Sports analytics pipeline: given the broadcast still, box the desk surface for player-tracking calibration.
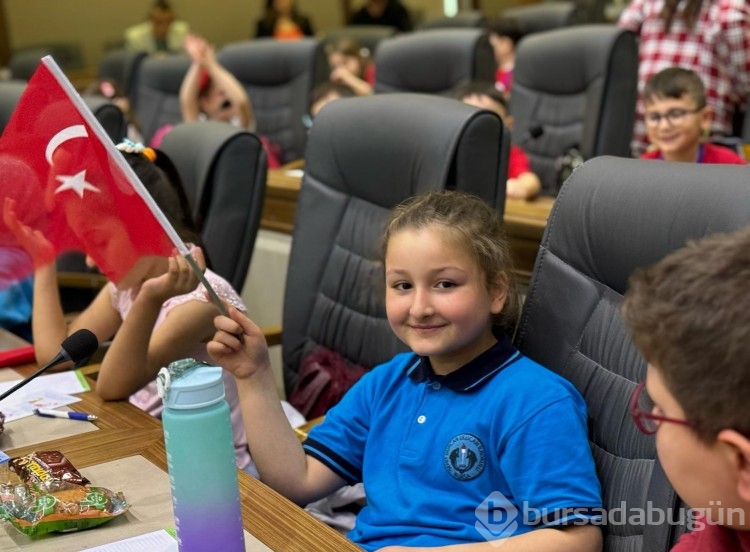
[2,357,360,551]
[264,168,555,280]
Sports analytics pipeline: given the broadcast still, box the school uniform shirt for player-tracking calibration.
[640,142,747,164]
[109,268,253,473]
[618,0,750,156]
[304,337,602,551]
[671,517,750,551]
[508,145,533,179]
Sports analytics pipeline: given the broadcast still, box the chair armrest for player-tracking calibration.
[263,325,282,347]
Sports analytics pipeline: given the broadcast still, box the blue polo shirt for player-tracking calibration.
[304,337,602,551]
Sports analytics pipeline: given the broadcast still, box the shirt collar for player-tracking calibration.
[406,335,521,392]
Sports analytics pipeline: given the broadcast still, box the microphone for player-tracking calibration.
[0,329,98,403]
[518,125,544,147]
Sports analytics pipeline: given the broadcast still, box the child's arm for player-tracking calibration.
[95,250,217,400]
[179,35,204,123]
[330,67,373,96]
[377,525,601,551]
[209,306,349,505]
[202,48,254,129]
[506,171,541,200]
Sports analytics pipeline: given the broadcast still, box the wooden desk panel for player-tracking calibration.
[4,361,361,552]
[263,168,554,279]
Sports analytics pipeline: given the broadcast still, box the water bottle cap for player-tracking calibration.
[157,359,225,409]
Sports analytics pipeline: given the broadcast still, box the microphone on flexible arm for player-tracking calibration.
[0,329,98,403]
[518,125,544,147]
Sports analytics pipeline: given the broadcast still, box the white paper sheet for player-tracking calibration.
[0,370,90,408]
[81,529,177,551]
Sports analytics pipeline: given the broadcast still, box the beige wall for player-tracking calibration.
[4,0,345,70]
[4,1,531,72]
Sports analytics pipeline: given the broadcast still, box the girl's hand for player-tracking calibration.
[3,197,55,267]
[140,247,205,305]
[208,304,272,381]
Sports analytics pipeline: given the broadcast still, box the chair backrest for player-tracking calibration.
[515,156,750,552]
[417,11,488,30]
[96,48,147,102]
[0,80,125,144]
[159,121,267,292]
[0,80,27,134]
[510,25,637,195]
[501,2,587,34]
[282,93,508,394]
[374,29,494,95]
[9,44,85,81]
[322,25,398,58]
[218,39,328,163]
[80,96,128,144]
[132,54,191,144]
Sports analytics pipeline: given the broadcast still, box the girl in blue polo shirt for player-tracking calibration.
[209,190,603,551]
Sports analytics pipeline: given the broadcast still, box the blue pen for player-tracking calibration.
[34,408,98,422]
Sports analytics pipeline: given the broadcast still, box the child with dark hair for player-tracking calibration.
[4,143,255,475]
[640,67,745,164]
[209,190,602,551]
[454,81,541,199]
[308,82,357,122]
[486,16,524,97]
[622,225,750,551]
[327,38,374,97]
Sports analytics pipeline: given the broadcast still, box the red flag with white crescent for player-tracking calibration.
[0,57,183,287]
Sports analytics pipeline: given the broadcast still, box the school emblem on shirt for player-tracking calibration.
[444,433,486,481]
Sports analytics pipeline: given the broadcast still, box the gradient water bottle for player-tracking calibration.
[157,359,245,552]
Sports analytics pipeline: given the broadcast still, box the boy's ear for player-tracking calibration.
[717,429,750,502]
[700,105,714,133]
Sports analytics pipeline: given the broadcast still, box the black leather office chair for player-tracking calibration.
[322,25,398,59]
[159,121,267,293]
[501,2,588,34]
[515,156,750,552]
[9,44,85,81]
[0,80,26,133]
[417,11,488,30]
[132,54,191,145]
[217,39,328,163]
[374,29,494,95]
[280,93,508,394]
[510,25,637,195]
[0,80,126,144]
[96,48,147,103]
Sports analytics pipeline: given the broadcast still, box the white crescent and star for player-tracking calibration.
[46,124,100,199]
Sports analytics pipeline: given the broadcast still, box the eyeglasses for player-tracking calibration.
[629,381,692,435]
[644,107,704,127]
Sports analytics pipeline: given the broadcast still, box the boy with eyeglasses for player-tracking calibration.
[621,225,750,551]
[640,67,746,164]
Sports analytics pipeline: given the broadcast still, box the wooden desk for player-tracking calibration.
[263,168,554,280]
[2,359,360,551]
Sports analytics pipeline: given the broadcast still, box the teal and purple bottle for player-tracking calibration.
[157,359,245,552]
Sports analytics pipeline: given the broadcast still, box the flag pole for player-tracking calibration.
[41,56,229,317]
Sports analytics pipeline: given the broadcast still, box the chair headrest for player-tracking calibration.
[219,38,323,87]
[374,29,494,94]
[548,156,750,293]
[139,55,191,95]
[304,93,503,208]
[515,25,633,94]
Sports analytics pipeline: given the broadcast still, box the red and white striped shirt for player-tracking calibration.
[618,0,750,156]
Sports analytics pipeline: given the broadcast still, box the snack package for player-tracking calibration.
[9,450,89,489]
[0,450,129,537]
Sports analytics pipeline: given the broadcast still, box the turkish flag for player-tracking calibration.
[0,57,178,288]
